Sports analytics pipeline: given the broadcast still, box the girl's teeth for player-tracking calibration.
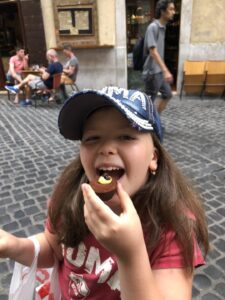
[99,167,120,171]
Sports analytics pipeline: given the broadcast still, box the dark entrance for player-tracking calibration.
[126,0,181,91]
[0,0,46,89]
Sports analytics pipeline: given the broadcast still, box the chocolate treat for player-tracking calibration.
[91,174,117,201]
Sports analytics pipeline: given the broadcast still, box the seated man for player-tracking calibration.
[6,46,29,104]
[60,44,79,99]
[61,44,79,84]
[5,49,63,106]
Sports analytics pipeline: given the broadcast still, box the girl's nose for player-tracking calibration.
[98,140,117,156]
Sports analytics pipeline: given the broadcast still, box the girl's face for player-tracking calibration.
[80,107,158,210]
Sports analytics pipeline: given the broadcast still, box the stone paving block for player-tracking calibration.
[215,283,225,298]
[0,207,6,216]
[27,224,44,235]
[19,217,32,227]
[0,262,9,274]
[13,230,27,237]
[210,224,225,236]
[208,200,223,209]
[7,203,21,213]
[0,274,11,289]
[23,199,35,206]
[24,205,40,215]
[3,221,19,232]
[216,257,225,270]
[207,248,221,261]
[13,210,25,219]
[0,215,11,225]
[14,193,28,201]
[204,264,224,280]
[202,293,222,300]
[33,212,46,222]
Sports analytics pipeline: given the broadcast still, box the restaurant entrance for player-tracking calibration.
[126,0,181,91]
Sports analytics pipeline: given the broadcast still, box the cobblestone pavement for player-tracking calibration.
[0,93,225,299]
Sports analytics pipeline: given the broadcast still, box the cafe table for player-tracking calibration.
[21,69,41,78]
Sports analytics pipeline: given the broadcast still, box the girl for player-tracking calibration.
[0,87,208,300]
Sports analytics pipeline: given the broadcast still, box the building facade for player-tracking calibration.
[0,0,224,91]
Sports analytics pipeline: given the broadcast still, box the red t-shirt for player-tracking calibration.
[9,55,26,74]
[45,220,204,300]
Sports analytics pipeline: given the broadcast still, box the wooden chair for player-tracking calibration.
[180,61,206,99]
[32,73,62,108]
[5,79,14,101]
[63,80,80,98]
[67,82,80,93]
[203,61,225,98]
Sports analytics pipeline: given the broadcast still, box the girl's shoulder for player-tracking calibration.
[150,228,205,270]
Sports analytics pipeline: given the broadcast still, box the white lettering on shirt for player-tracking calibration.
[66,242,87,267]
[107,270,120,291]
[65,242,120,293]
[85,247,115,283]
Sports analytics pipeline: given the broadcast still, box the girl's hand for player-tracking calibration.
[82,183,145,262]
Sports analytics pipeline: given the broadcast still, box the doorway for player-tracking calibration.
[0,0,24,88]
[126,0,181,91]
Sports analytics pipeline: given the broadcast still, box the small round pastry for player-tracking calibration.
[90,174,117,201]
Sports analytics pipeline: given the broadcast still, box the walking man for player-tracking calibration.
[142,0,175,114]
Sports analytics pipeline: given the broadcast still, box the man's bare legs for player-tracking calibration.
[16,74,36,90]
[13,74,36,103]
[13,76,23,104]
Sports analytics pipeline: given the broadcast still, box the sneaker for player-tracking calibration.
[21,100,32,107]
[5,85,19,94]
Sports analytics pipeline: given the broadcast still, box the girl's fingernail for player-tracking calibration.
[81,183,88,193]
[117,182,123,190]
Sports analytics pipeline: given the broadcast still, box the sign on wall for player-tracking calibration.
[58,7,93,35]
[54,0,98,48]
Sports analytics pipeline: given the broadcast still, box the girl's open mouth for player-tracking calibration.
[96,167,125,181]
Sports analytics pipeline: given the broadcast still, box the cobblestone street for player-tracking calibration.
[0,93,225,299]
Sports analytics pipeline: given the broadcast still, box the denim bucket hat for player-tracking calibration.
[58,86,162,142]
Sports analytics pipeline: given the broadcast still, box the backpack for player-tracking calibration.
[132,37,145,71]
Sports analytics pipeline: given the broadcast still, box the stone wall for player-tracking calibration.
[177,0,225,91]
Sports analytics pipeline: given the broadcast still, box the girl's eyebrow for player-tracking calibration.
[84,126,133,133]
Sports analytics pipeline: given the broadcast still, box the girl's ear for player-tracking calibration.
[149,148,158,172]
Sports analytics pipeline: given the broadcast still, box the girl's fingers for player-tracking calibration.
[81,183,117,221]
[82,183,103,209]
[117,182,135,213]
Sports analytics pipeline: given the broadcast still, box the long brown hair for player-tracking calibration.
[49,133,209,273]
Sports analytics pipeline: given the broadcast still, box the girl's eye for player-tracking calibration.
[119,135,136,141]
[82,136,99,143]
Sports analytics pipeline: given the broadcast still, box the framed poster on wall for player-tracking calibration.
[58,7,93,35]
[54,0,99,48]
